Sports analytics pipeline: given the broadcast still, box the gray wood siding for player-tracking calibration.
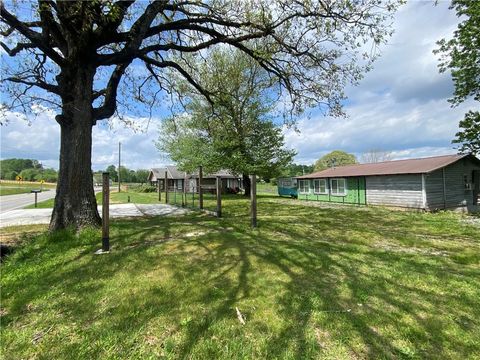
[426,158,480,209]
[366,174,424,208]
[425,169,445,209]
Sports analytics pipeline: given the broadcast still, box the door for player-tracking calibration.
[473,170,480,205]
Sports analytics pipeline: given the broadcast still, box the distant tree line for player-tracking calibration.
[0,158,58,182]
[274,148,393,182]
[97,165,150,184]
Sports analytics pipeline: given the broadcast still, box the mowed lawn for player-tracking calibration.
[1,196,479,359]
[0,182,55,196]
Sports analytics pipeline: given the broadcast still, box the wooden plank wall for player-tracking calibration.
[426,158,480,210]
[365,174,423,208]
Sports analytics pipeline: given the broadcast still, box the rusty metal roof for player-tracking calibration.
[297,154,474,179]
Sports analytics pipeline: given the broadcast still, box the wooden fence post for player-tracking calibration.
[182,176,187,207]
[216,176,222,217]
[199,166,204,210]
[157,177,161,202]
[102,172,110,252]
[164,171,168,204]
[251,174,257,228]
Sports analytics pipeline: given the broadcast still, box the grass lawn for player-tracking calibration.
[2,197,479,359]
[0,181,55,196]
[256,182,278,195]
[25,190,165,209]
[0,187,52,196]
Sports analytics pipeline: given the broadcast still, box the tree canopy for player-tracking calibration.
[157,48,295,195]
[314,150,357,171]
[0,158,58,181]
[0,0,400,230]
[435,0,480,155]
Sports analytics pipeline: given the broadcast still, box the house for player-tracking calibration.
[189,169,243,194]
[147,166,243,194]
[295,154,480,211]
[147,166,187,191]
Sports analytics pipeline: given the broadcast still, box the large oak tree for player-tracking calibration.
[1,0,399,230]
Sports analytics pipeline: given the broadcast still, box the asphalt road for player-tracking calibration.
[0,189,57,214]
[0,187,106,214]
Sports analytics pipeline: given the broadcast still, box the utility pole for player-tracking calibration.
[118,142,121,193]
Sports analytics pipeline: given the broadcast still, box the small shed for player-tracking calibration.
[296,154,480,211]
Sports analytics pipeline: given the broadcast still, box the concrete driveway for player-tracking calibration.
[0,203,190,228]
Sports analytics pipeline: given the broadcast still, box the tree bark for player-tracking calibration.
[242,173,251,197]
[49,65,101,231]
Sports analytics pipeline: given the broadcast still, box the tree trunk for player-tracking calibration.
[49,66,101,231]
[243,173,251,197]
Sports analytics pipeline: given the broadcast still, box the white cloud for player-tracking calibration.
[0,1,471,171]
[1,109,166,170]
[284,1,469,165]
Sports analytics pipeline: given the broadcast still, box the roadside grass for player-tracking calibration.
[0,181,55,196]
[25,190,229,209]
[0,187,52,196]
[2,196,479,359]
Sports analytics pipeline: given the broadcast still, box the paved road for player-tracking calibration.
[0,189,57,214]
[0,204,190,228]
[0,186,104,214]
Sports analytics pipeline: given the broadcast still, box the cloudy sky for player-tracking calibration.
[0,1,470,170]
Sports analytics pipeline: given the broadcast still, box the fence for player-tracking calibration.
[162,179,222,217]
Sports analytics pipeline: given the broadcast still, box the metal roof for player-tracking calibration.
[297,154,475,179]
[190,169,240,179]
[148,166,240,180]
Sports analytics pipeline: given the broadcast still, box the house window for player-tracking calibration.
[313,179,327,194]
[330,178,347,196]
[177,179,183,190]
[298,180,310,193]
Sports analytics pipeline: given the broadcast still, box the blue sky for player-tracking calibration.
[0,1,471,170]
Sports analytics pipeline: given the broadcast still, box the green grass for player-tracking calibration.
[256,182,277,195]
[0,187,52,196]
[25,190,229,209]
[2,197,479,359]
[0,181,55,196]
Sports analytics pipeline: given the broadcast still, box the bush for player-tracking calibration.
[140,186,158,193]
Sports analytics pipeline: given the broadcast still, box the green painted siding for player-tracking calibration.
[297,177,366,205]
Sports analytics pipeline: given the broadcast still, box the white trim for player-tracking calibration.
[313,179,328,194]
[330,178,347,196]
[298,179,311,194]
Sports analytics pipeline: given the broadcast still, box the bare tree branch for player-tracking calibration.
[140,54,213,104]
[0,3,65,64]
[92,63,129,122]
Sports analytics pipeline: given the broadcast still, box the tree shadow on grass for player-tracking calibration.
[1,201,479,359]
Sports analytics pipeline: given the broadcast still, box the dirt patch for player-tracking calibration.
[374,242,449,257]
[461,216,480,228]
[184,231,206,237]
